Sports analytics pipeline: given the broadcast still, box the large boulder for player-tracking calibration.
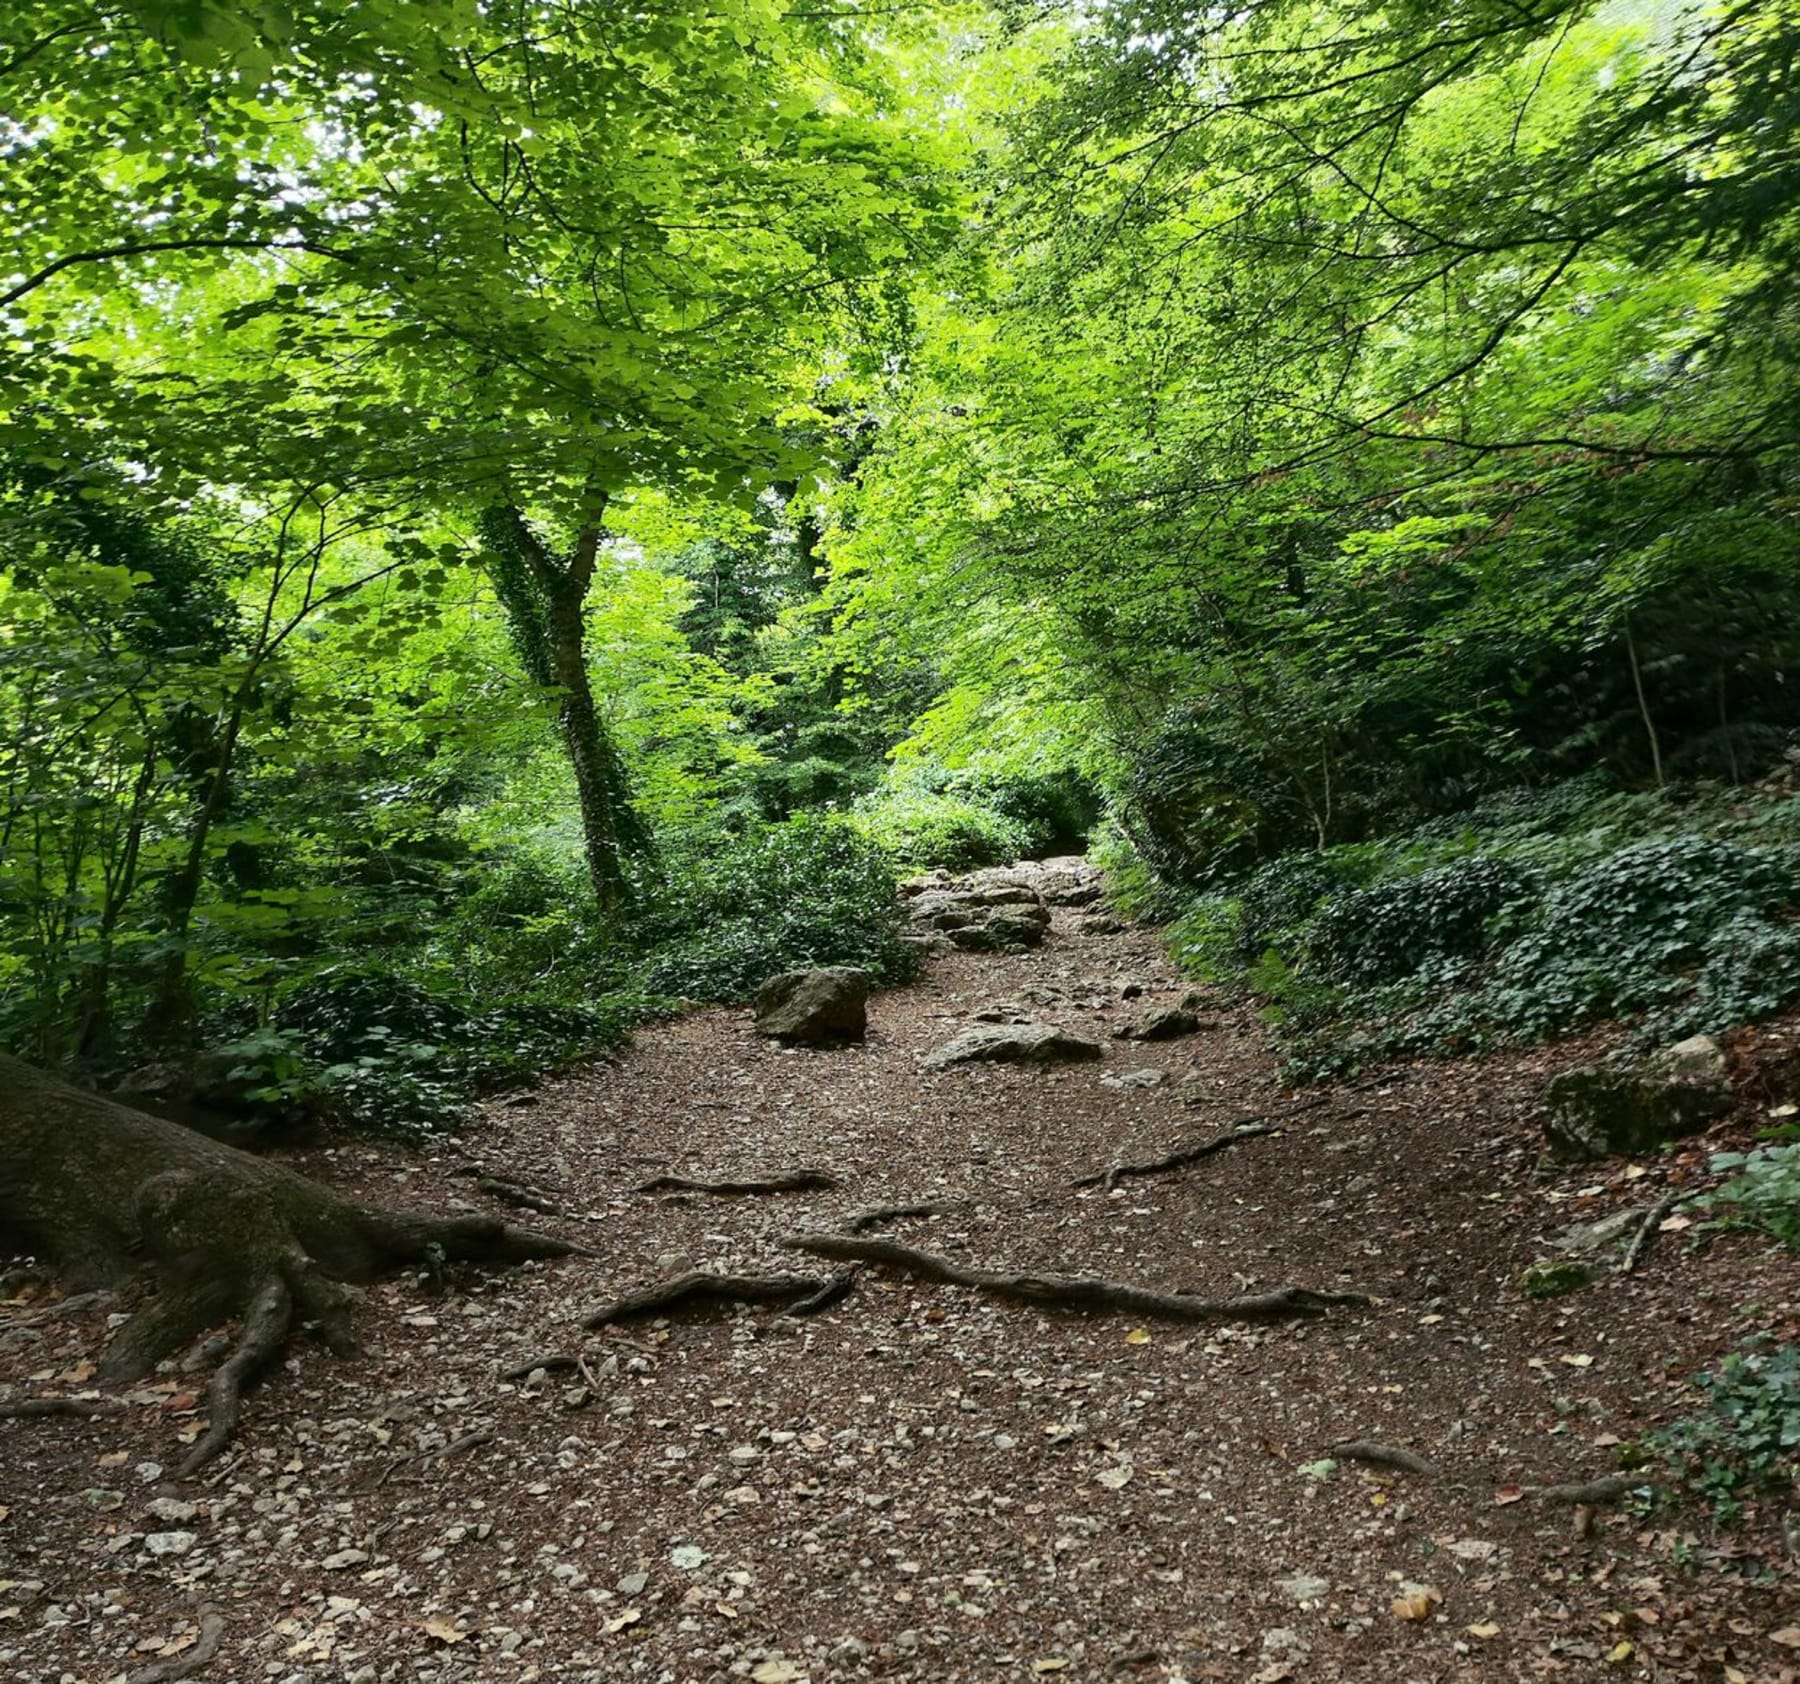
[754,967,871,1046]
[1543,1036,1733,1161]
[922,1021,1104,1071]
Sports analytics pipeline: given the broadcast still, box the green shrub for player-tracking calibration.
[853,789,1027,873]
[645,813,917,1000]
[1645,1340,1800,1524]
[1702,1142,1800,1249]
[1307,856,1537,984]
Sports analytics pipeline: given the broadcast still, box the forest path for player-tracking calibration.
[3,864,1794,1683]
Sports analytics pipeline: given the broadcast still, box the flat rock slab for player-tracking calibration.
[922,1022,1104,1071]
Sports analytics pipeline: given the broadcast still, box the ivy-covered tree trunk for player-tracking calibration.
[0,1054,570,1469]
[480,499,651,909]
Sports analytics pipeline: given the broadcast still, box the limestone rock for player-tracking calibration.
[1114,1005,1201,1042]
[923,1022,1104,1071]
[1543,1046,1733,1161]
[753,967,870,1046]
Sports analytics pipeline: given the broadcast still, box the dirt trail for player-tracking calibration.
[2,865,1795,1683]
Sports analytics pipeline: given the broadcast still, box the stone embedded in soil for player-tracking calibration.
[143,1531,195,1557]
[1114,1005,1201,1041]
[921,1022,1105,1070]
[753,966,871,1046]
[1101,1069,1167,1090]
[1543,1044,1733,1161]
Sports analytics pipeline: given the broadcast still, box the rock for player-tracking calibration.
[1273,1573,1332,1603]
[945,910,1048,952]
[321,1547,369,1570]
[1101,1069,1167,1090]
[1518,1259,1596,1299]
[1653,1033,1727,1082]
[1114,1006,1201,1042]
[1074,914,1126,936]
[923,1023,1105,1071]
[144,1532,196,1558]
[1543,1049,1733,1161]
[145,1497,199,1524]
[753,967,870,1046]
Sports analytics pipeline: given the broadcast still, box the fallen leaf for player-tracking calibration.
[0,1508,9,1524]
[1608,1640,1633,1663]
[422,1617,467,1646]
[1391,1585,1442,1622]
[1494,1485,1525,1505]
[1770,1627,1800,1649]
[1124,1327,1151,1345]
[1657,1215,1691,1232]
[1466,1622,1500,1640]
[750,1663,804,1684]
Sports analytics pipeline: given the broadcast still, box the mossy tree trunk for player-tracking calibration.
[0,1054,571,1470]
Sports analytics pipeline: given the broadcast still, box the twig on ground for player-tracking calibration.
[783,1233,1368,1323]
[1331,1439,1438,1476]
[1621,1189,1701,1273]
[633,1170,840,1197]
[123,1610,226,1684]
[580,1270,836,1330]
[377,1426,496,1486]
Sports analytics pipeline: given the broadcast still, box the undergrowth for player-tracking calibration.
[1134,777,1800,1080]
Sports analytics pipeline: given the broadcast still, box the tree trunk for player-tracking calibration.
[478,499,652,908]
[0,1055,571,1470]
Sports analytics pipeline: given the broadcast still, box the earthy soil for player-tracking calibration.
[3,869,1797,1684]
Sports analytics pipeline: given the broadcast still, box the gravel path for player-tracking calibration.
[2,864,1795,1683]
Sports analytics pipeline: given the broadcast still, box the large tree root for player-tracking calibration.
[633,1169,840,1197]
[0,1054,573,1476]
[580,1269,840,1330]
[782,1233,1368,1323]
[1073,1120,1284,1192]
[1331,1439,1438,1476]
[842,1201,965,1232]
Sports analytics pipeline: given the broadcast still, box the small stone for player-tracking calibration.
[146,1498,198,1524]
[321,1548,369,1571]
[617,1571,649,1596]
[1274,1573,1332,1603]
[144,1532,195,1558]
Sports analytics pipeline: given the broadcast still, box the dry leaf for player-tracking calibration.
[1770,1627,1800,1649]
[1658,1215,1692,1232]
[1390,1585,1442,1622]
[750,1663,804,1684]
[1608,1640,1633,1663]
[1034,1662,1071,1675]
[422,1616,467,1645]
[1466,1622,1500,1640]
[1124,1328,1151,1345]
[0,1507,9,1524]
[1493,1485,1525,1505]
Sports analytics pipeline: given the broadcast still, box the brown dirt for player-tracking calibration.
[3,894,1797,1684]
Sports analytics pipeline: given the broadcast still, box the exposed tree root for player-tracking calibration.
[123,1609,225,1684]
[1621,1189,1700,1273]
[450,1164,564,1217]
[843,1201,964,1232]
[0,1395,123,1419]
[1331,1439,1438,1476]
[633,1169,840,1197]
[580,1269,838,1330]
[178,1276,292,1475]
[780,1267,861,1317]
[1074,1120,1284,1192]
[377,1426,495,1485]
[783,1234,1368,1323]
[1523,1472,1665,1505]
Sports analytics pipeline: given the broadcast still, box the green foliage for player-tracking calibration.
[643,815,918,1002]
[1703,1144,1800,1251]
[1646,1342,1800,1525]
[1310,858,1538,986]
